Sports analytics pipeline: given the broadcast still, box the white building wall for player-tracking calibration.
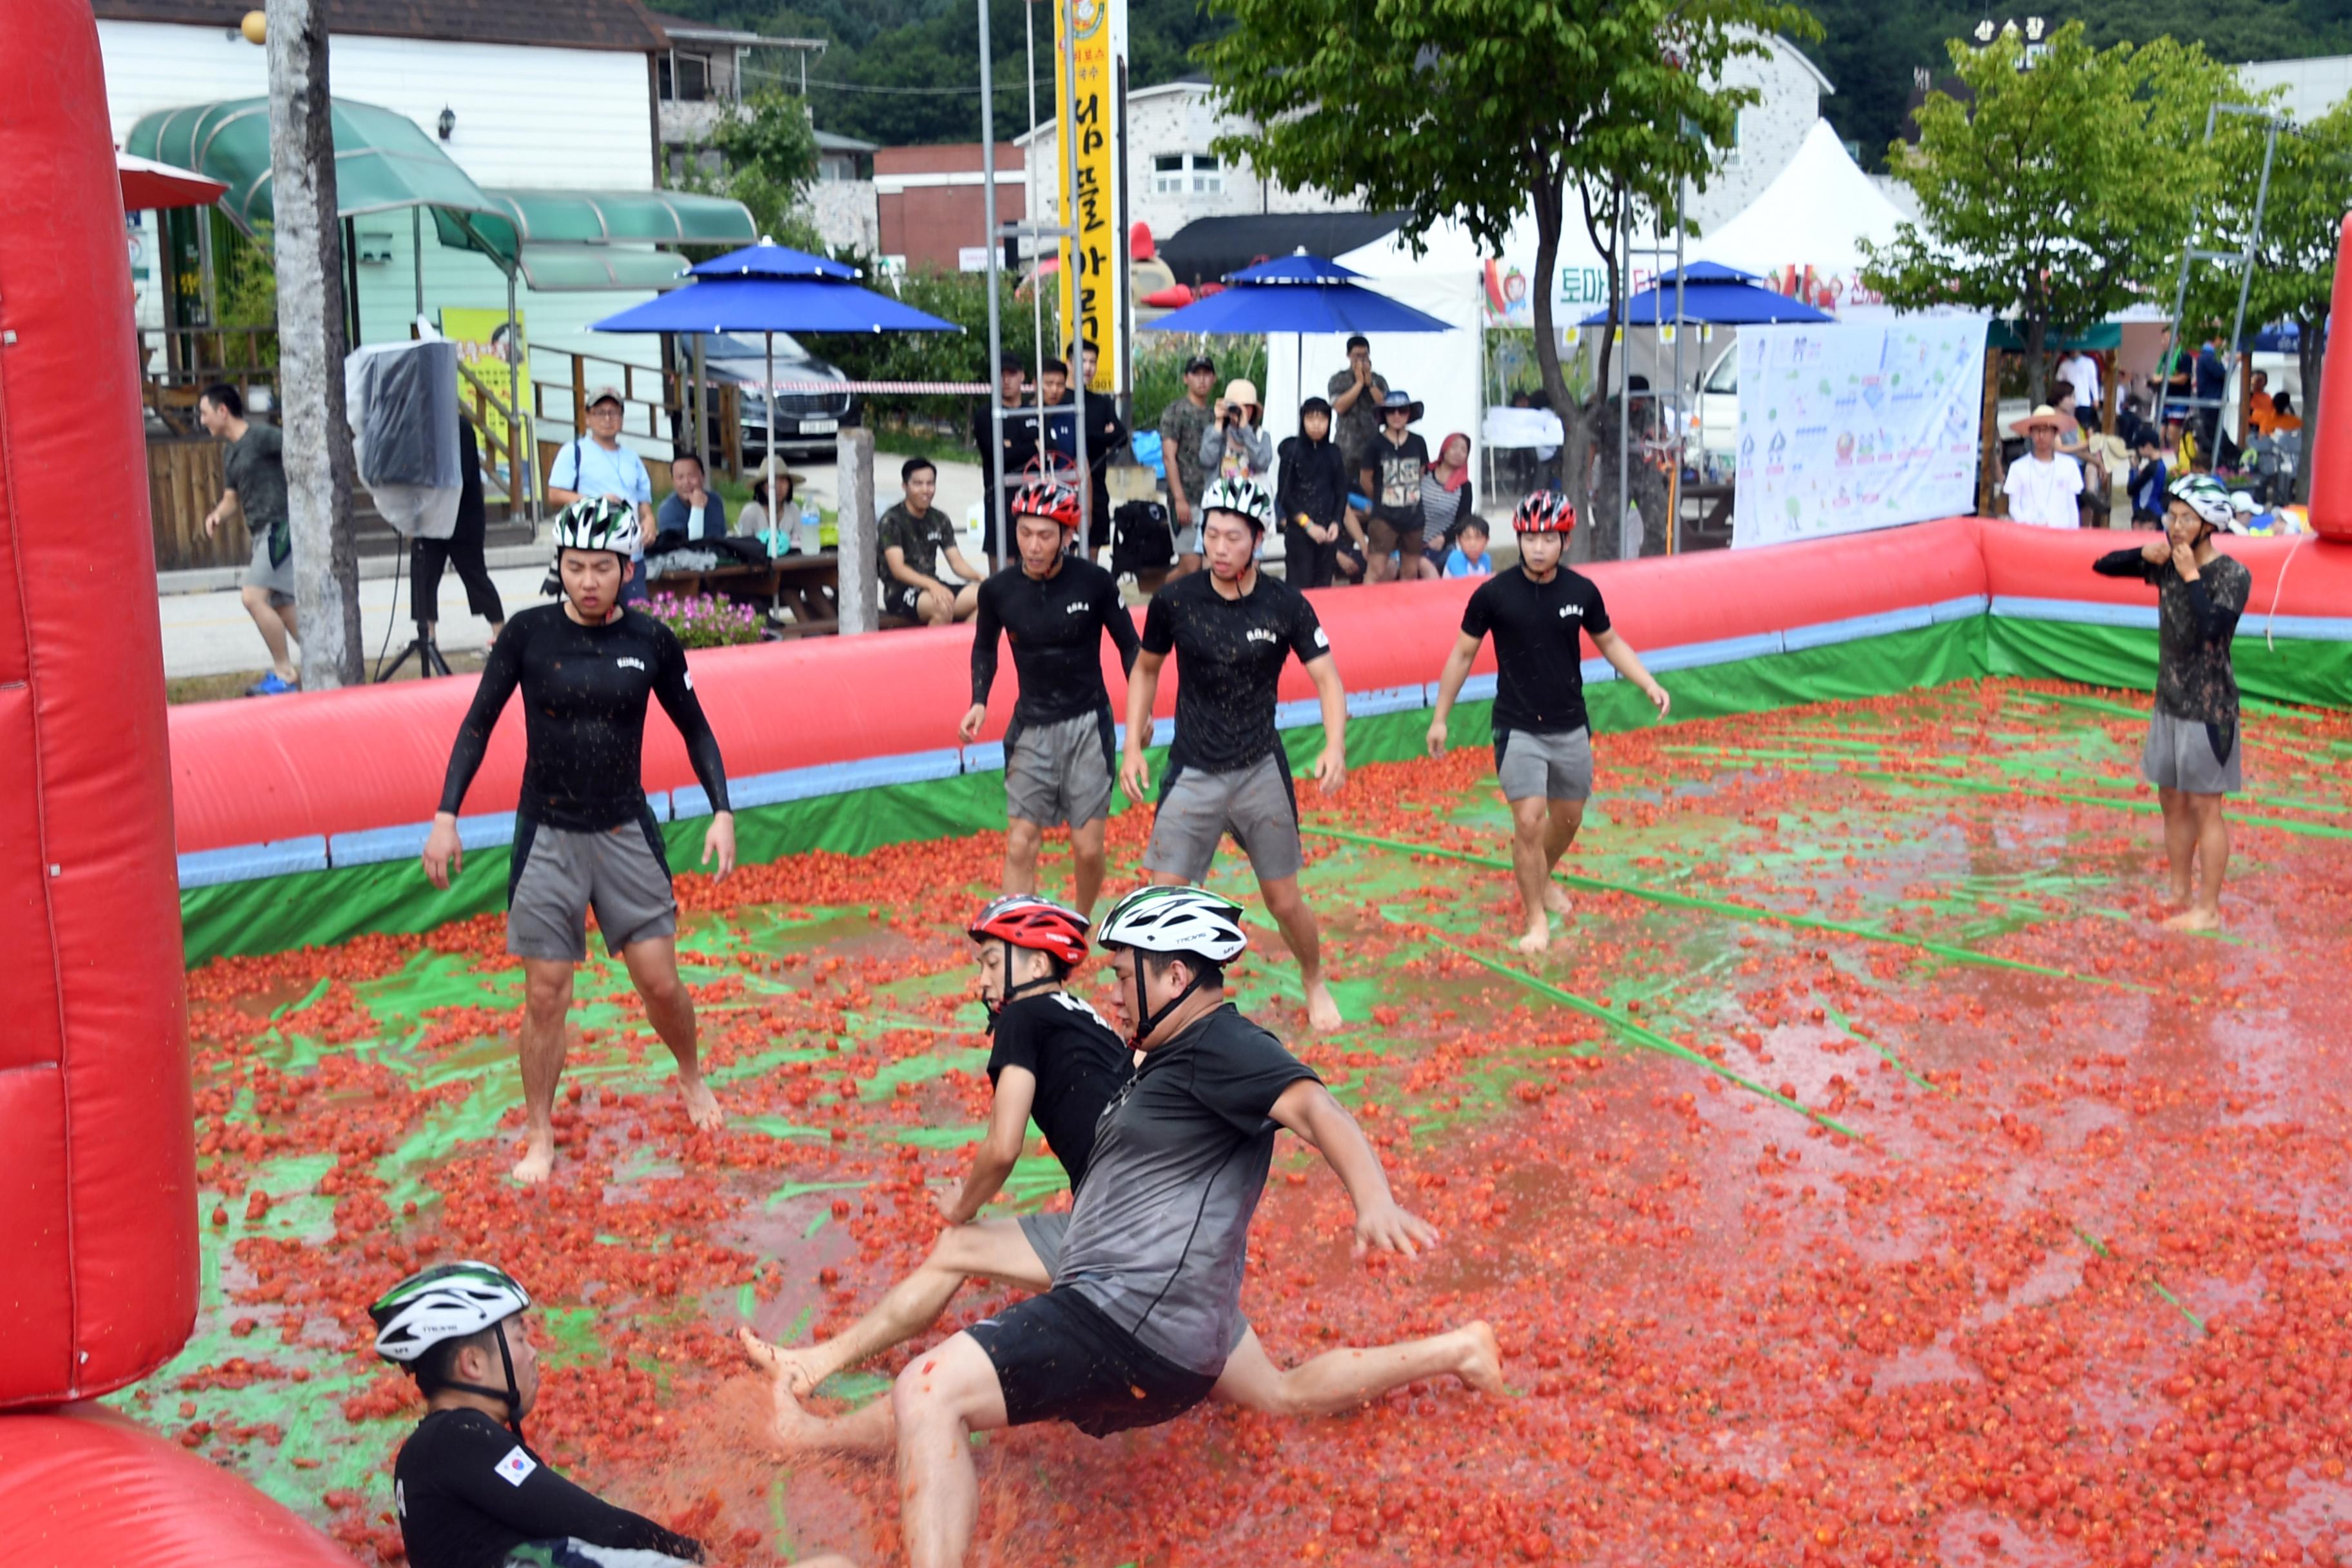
[101,21,668,427]
[2237,55,2352,125]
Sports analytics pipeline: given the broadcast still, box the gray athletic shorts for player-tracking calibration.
[506,814,678,962]
[244,528,295,606]
[1495,726,1595,803]
[1005,710,1115,827]
[1018,1211,1070,1279]
[1142,751,1303,883]
[2143,709,2241,795]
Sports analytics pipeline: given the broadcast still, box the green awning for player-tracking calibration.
[475,189,758,250]
[126,99,751,290]
[513,246,692,293]
[1986,320,2124,353]
[124,99,505,244]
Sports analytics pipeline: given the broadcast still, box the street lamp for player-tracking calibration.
[436,106,456,142]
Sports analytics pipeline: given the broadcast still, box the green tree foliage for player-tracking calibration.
[1200,0,1810,556]
[798,270,1038,424]
[680,90,823,246]
[2190,97,2352,498]
[1861,24,2244,402]
[1798,0,2352,173]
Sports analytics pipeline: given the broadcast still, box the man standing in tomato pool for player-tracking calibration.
[881,886,1442,1568]
[1119,476,1351,1032]
[422,498,735,1184]
[1427,491,1672,953]
[2093,473,2253,930]
[959,480,1140,917]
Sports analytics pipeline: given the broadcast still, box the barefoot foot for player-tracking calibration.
[737,1326,831,1397]
[1514,919,1551,955]
[1456,1320,1506,1396]
[1304,977,1344,1033]
[2161,905,2221,932]
[759,1358,835,1453]
[511,1131,556,1185]
[680,1073,724,1131]
[1542,882,1573,916]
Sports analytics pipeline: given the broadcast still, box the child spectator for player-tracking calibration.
[1442,517,1494,578]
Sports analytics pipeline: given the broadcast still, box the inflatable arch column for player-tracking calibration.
[2306,213,2352,543]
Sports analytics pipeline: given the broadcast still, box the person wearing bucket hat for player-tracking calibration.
[2093,471,2254,931]
[2001,404,2085,529]
[1364,387,1431,579]
[1200,377,1272,482]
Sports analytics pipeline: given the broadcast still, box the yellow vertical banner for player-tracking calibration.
[1055,0,1125,394]
[441,307,531,469]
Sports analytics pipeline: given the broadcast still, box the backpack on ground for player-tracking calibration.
[1110,499,1174,576]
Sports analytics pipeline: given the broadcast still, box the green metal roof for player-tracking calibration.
[125,100,750,289]
[125,99,504,239]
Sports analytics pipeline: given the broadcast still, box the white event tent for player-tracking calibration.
[1689,119,1911,317]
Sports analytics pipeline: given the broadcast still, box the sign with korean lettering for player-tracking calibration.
[1054,0,1126,394]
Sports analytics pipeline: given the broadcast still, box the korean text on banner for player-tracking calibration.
[1054,0,1126,394]
[441,306,532,474]
[1732,317,1987,550]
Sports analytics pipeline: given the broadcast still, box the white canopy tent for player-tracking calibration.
[1257,215,1614,462]
[1690,119,1910,317]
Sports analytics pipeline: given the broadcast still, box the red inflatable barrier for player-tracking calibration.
[1977,515,2352,616]
[2306,213,2352,544]
[0,1405,353,1568]
[0,0,196,1407]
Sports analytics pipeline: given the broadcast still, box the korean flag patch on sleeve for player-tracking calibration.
[495,1445,538,1487]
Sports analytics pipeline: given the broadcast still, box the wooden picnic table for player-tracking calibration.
[649,551,842,634]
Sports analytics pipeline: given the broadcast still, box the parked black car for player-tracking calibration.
[683,332,858,462]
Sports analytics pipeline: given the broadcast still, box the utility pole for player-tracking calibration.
[266,0,363,687]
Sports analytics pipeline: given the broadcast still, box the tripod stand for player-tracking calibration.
[375,622,451,682]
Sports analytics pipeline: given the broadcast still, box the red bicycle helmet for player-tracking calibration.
[968,894,1092,969]
[1513,490,1576,534]
[1009,479,1083,529]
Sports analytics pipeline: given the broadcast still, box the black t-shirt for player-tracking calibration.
[1369,431,1429,525]
[1140,569,1330,774]
[438,602,730,831]
[985,990,1133,1194]
[970,556,1141,727]
[1461,564,1613,734]
[393,1407,703,1568]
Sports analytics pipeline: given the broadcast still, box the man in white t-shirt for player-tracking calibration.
[2056,351,2101,416]
[547,386,656,603]
[2003,405,2085,529]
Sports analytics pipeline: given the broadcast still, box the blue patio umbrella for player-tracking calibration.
[1141,252,1453,442]
[592,240,959,491]
[1583,260,1834,326]
[1139,251,1456,337]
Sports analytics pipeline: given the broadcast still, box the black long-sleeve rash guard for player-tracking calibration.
[393,1407,704,1568]
[970,554,1141,727]
[438,602,730,831]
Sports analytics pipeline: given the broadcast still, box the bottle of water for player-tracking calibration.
[798,499,822,556]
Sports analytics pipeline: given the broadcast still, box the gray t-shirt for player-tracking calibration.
[1055,1004,1318,1376]
[224,420,289,531]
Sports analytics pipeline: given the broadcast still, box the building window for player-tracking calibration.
[1724,109,1746,166]
[658,54,710,103]
[1154,153,1221,194]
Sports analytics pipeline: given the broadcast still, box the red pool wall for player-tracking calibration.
[0,0,197,1408]
[165,518,2351,858]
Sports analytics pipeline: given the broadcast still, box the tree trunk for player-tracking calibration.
[2024,316,2047,407]
[2297,315,2324,505]
[1529,172,1595,560]
[267,0,362,688]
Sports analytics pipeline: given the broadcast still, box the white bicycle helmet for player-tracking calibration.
[1097,886,1248,1044]
[371,1260,531,1363]
[550,496,642,562]
[371,1260,536,1433]
[1197,475,1275,534]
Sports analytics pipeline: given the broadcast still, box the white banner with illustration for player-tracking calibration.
[1732,318,1987,549]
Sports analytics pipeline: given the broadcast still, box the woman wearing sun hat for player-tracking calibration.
[2003,403,2085,529]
